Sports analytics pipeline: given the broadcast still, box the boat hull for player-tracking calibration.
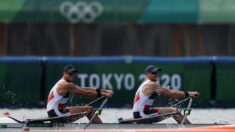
[1,124,235,132]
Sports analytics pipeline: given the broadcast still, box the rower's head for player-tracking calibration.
[63,64,78,82]
[145,65,161,81]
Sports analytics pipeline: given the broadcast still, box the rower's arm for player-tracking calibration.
[82,87,113,97]
[155,85,186,99]
[82,87,112,94]
[67,83,113,98]
[66,83,97,98]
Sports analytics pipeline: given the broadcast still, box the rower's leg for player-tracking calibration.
[67,106,102,123]
[172,109,191,124]
[157,107,191,124]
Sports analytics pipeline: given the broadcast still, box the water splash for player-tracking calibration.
[2,85,23,106]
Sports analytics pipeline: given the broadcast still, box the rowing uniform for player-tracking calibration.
[46,79,71,118]
[133,79,160,119]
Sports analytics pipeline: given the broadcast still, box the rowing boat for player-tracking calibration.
[5,97,193,125]
[1,111,234,132]
[1,97,234,131]
[1,112,235,131]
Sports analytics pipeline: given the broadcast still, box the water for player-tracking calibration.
[0,108,235,124]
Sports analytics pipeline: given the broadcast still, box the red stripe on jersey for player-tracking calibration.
[58,104,65,109]
[47,91,54,105]
[133,91,140,105]
[144,105,151,111]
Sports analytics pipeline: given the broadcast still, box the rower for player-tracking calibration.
[133,65,199,124]
[46,64,113,123]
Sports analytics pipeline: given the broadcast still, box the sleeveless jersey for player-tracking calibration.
[46,79,70,116]
[133,80,157,113]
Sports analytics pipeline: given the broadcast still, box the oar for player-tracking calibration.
[84,97,109,130]
[181,97,193,126]
[86,96,105,106]
[171,97,191,108]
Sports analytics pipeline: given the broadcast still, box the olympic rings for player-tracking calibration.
[59,1,103,23]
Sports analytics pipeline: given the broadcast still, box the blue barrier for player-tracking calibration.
[45,56,214,64]
[44,56,127,64]
[0,57,41,63]
[131,56,212,64]
[212,56,235,63]
[0,56,218,64]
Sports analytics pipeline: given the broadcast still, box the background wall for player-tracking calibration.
[1,0,235,57]
[0,56,234,108]
[2,24,235,56]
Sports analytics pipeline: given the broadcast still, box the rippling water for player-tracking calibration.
[0,108,235,124]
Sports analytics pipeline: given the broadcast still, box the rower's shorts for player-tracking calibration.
[47,108,71,123]
[133,108,160,119]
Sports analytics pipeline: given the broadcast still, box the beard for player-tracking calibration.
[150,77,158,82]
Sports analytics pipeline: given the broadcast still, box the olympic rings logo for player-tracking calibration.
[59,1,103,23]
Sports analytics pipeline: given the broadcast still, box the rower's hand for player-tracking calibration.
[103,90,114,98]
[189,92,200,98]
